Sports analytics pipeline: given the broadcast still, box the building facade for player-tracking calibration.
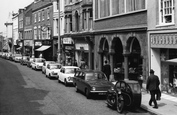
[32,0,55,60]
[62,0,94,68]
[23,3,34,57]
[93,0,148,81]
[12,13,19,54]
[148,0,177,94]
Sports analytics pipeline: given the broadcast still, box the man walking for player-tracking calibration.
[146,69,160,109]
[102,60,111,81]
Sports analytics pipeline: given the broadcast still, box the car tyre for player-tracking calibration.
[64,79,68,87]
[116,95,124,113]
[58,77,61,83]
[85,89,91,99]
[75,85,79,92]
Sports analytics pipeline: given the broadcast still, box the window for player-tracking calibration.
[38,11,41,22]
[42,10,45,20]
[96,0,145,19]
[38,26,41,39]
[100,0,110,18]
[34,13,37,23]
[47,8,50,19]
[34,28,37,40]
[159,0,174,25]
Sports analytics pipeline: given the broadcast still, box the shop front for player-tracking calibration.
[23,40,33,56]
[34,40,53,60]
[150,33,177,95]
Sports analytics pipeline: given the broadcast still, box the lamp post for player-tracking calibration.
[57,0,61,63]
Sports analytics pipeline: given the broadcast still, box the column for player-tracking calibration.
[123,52,130,80]
[109,49,115,81]
[67,16,70,33]
[98,48,103,71]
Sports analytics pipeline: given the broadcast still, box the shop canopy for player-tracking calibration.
[35,45,51,51]
[165,58,177,64]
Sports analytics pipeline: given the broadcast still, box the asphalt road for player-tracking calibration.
[0,58,154,115]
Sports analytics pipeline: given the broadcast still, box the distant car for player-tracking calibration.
[58,66,80,86]
[45,63,62,79]
[42,61,56,74]
[106,80,142,113]
[73,70,114,99]
[26,58,34,68]
[31,58,45,70]
[20,56,29,65]
[13,54,22,62]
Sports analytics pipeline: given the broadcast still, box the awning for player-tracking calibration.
[164,58,177,64]
[35,45,51,51]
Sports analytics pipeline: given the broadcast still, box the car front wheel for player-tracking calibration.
[85,89,91,99]
[64,79,68,86]
[116,95,124,113]
[75,85,79,92]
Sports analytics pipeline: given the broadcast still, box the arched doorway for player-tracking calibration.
[99,38,110,70]
[127,37,142,80]
[111,37,124,80]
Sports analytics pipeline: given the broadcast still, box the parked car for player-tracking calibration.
[20,56,29,65]
[13,54,22,62]
[73,70,114,99]
[45,63,62,79]
[106,80,142,113]
[42,61,55,74]
[31,58,45,70]
[58,66,80,86]
[26,58,34,68]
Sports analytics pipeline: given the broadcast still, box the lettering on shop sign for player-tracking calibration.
[151,34,177,48]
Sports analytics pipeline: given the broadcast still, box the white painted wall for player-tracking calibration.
[151,48,161,81]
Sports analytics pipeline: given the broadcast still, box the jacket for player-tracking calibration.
[146,74,160,91]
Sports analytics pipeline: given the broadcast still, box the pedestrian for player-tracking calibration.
[73,59,78,66]
[102,60,111,81]
[146,69,160,109]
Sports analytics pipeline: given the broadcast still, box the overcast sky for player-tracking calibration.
[0,0,34,34]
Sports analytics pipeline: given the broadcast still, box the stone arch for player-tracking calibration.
[126,35,142,75]
[111,37,124,69]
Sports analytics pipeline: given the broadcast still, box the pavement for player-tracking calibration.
[141,83,177,115]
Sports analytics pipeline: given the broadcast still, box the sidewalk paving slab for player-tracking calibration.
[141,84,177,115]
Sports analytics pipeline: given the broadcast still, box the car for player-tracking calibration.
[26,58,34,68]
[45,63,62,79]
[42,61,56,74]
[106,80,142,113]
[58,66,80,86]
[20,56,29,65]
[13,54,22,62]
[73,70,114,99]
[31,58,45,70]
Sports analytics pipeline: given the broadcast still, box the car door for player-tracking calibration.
[120,82,131,106]
[59,68,65,82]
[79,72,86,92]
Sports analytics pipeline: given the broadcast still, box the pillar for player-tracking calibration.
[109,49,115,81]
[123,52,130,80]
[86,9,89,31]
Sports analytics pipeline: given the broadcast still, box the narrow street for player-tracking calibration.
[0,58,154,115]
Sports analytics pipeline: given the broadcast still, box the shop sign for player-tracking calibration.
[151,34,177,48]
[63,37,73,44]
[75,43,88,50]
[24,40,33,46]
[35,41,42,46]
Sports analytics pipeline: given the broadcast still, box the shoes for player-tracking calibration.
[153,106,158,109]
[149,103,152,106]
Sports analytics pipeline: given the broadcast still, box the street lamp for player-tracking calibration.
[57,0,61,63]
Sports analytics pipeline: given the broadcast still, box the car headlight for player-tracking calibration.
[51,71,54,74]
[68,77,72,81]
[92,87,96,91]
[110,87,114,90]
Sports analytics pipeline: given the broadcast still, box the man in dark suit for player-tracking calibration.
[146,69,160,109]
[102,60,111,81]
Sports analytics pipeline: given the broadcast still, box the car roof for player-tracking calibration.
[120,79,139,84]
[62,66,79,68]
[76,69,103,73]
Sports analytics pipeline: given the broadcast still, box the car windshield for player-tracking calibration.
[35,58,44,62]
[85,72,107,81]
[65,68,79,74]
[50,65,61,69]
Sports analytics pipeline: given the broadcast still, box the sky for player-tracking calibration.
[0,0,34,35]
